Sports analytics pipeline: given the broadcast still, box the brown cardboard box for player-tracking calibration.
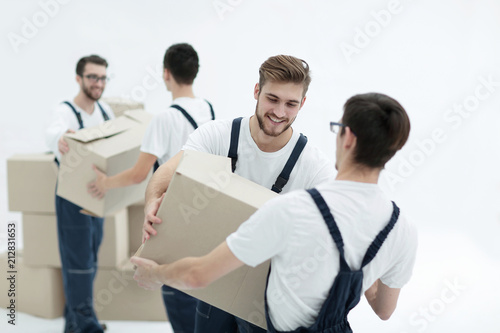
[0,252,64,319]
[93,261,167,321]
[101,96,144,118]
[127,202,145,255]
[23,209,129,268]
[138,150,278,329]
[7,153,58,213]
[56,110,153,217]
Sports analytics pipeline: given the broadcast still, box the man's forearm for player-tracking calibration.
[144,151,183,205]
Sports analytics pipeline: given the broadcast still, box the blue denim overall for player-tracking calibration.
[194,118,308,333]
[55,101,108,333]
[264,188,400,333]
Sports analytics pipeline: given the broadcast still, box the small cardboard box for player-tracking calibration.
[138,150,278,329]
[23,209,129,268]
[101,96,144,118]
[0,252,64,319]
[7,153,58,213]
[93,261,166,321]
[56,110,153,217]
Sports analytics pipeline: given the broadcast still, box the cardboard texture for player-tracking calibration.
[93,261,166,321]
[138,150,278,329]
[0,252,64,319]
[127,202,145,255]
[56,110,153,217]
[7,153,58,213]
[101,96,144,118]
[22,209,129,268]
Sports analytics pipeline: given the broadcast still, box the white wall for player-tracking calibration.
[1,0,499,331]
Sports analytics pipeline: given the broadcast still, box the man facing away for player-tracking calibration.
[139,54,335,333]
[45,54,114,333]
[132,92,418,333]
[86,43,215,333]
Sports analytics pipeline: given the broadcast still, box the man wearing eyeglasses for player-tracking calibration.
[132,93,417,333]
[45,54,114,333]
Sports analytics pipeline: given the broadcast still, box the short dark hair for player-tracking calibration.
[259,55,311,97]
[163,43,199,85]
[341,93,411,168]
[76,55,108,76]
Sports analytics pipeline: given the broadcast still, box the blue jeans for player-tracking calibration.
[161,285,197,333]
[195,301,266,333]
[56,194,104,333]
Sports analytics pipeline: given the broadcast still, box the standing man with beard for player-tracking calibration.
[46,55,114,333]
[141,55,334,333]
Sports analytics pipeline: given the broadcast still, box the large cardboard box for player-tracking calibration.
[0,252,64,319]
[101,96,144,118]
[138,150,278,329]
[56,110,153,217]
[23,209,129,268]
[93,261,166,321]
[7,153,58,213]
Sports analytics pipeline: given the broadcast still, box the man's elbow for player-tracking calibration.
[377,311,393,321]
[184,267,210,290]
[131,171,148,184]
[375,306,396,321]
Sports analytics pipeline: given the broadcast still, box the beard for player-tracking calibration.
[255,101,295,137]
[82,81,103,101]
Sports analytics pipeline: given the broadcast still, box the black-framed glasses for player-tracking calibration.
[330,121,346,134]
[83,74,109,83]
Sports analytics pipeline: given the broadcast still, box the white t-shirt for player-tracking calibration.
[182,117,334,192]
[141,97,214,165]
[45,101,115,160]
[226,180,418,331]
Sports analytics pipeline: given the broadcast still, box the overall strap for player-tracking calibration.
[63,101,84,129]
[96,101,110,121]
[306,188,350,271]
[171,104,198,129]
[153,160,160,173]
[205,100,215,120]
[228,117,243,172]
[271,134,308,194]
[360,201,400,268]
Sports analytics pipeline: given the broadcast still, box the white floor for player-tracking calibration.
[0,309,173,333]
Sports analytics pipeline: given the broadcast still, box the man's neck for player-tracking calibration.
[73,93,96,115]
[171,84,195,100]
[248,115,293,152]
[335,162,380,184]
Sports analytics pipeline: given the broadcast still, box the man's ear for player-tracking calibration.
[253,83,260,100]
[343,127,357,149]
[76,75,82,85]
[299,96,307,109]
[163,68,170,82]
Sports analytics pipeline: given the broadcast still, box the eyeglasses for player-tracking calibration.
[83,74,109,83]
[330,121,346,134]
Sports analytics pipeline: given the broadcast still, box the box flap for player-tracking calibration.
[124,109,153,124]
[65,116,137,143]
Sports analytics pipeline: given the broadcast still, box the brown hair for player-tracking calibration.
[341,93,411,168]
[76,55,108,76]
[258,55,311,97]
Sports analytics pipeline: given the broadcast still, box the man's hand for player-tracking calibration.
[58,129,75,155]
[142,192,165,243]
[130,256,163,291]
[87,165,107,199]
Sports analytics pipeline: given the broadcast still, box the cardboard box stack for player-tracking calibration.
[4,100,166,322]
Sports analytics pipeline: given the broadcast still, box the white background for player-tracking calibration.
[1,0,500,332]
